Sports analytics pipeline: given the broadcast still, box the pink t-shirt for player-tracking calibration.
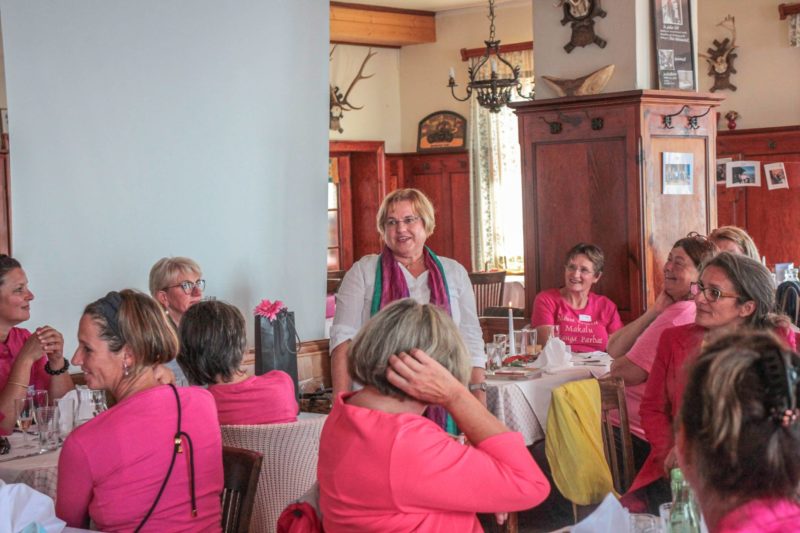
[531,288,623,352]
[0,328,50,433]
[623,300,696,440]
[208,371,298,425]
[318,392,550,532]
[718,498,800,533]
[57,385,223,532]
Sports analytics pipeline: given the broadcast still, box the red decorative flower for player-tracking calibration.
[253,299,286,321]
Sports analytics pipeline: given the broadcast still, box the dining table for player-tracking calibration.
[485,354,611,446]
[0,432,61,500]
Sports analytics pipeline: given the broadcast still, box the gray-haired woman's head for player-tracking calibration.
[348,298,471,398]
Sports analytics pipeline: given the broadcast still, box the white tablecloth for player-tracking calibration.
[0,433,60,500]
[486,360,610,445]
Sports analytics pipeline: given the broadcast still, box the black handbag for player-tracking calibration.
[254,310,300,401]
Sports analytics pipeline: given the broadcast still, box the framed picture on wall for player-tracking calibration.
[662,151,694,195]
[653,0,696,90]
[417,111,467,153]
[764,162,789,190]
[726,161,761,188]
[716,157,732,184]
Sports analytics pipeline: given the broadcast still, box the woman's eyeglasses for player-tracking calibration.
[163,279,206,295]
[689,281,738,303]
[384,215,421,228]
[565,264,595,276]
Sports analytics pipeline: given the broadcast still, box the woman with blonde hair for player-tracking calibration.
[709,225,760,260]
[678,331,800,531]
[57,290,223,532]
[330,188,485,412]
[319,298,549,531]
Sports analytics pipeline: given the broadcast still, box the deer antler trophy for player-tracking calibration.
[699,15,738,92]
[329,46,377,133]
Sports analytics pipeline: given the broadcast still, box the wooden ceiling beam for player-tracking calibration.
[330,2,436,48]
[779,3,800,19]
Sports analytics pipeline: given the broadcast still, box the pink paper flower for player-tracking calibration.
[253,299,286,321]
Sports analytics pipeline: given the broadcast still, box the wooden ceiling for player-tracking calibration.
[330,2,436,48]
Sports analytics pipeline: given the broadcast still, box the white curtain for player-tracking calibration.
[791,14,800,47]
[470,49,533,273]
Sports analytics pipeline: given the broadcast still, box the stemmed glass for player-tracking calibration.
[14,397,36,449]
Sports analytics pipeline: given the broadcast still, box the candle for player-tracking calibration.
[449,67,455,80]
[508,302,516,355]
[491,59,497,73]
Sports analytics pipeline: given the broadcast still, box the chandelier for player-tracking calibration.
[447,0,534,113]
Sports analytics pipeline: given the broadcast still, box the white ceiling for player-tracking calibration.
[341,0,519,13]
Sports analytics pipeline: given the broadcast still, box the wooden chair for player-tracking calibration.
[598,376,635,494]
[776,280,800,327]
[469,271,506,315]
[327,269,346,294]
[221,414,326,533]
[221,446,263,533]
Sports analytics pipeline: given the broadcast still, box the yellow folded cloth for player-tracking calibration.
[545,378,617,506]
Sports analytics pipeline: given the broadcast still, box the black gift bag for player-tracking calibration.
[255,310,299,401]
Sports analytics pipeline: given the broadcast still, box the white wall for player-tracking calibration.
[400,0,533,152]
[699,0,800,129]
[0,0,329,350]
[329,44,402,152]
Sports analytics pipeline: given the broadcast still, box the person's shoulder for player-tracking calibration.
[353,254,380,269]
[7,327,32,341]
[534,288,561,304]
[660,322,703,346]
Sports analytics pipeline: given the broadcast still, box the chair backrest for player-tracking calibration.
[222,446,264,533]
[468,271,507,315]
[598,376,635,494]
[776,280,800,326]
[221,414,327,533]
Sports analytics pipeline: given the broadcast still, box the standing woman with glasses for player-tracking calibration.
[330,188,487,412]
[622,252,796,513]
[0,255,74,435]
[531,243,623,352]
[149,257,206,386]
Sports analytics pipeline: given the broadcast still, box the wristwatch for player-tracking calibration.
[468,382,488,392]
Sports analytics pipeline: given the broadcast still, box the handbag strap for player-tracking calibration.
[134,384,198,532]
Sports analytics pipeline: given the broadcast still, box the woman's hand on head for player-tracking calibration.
[35,326,64,363]
[653,291,675,313]
[386,348,464,407]
[153,364,176,385]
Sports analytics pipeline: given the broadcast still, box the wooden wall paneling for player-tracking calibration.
[330,2,436,47]
[0,134,10,255]
[717,126,800,264]
[336,156,354,269]
[400,151,471,269]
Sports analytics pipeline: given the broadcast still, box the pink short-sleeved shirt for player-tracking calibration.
[0,328,49,433]
[318,392,550,532]
[208,371,298,425]
[623,300,696,439]
[718,498,800,533]
[531,289,623,352]
[56,385,223,532]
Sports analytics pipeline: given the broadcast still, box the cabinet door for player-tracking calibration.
[531,138,632,319]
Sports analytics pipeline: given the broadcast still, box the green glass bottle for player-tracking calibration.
[669,468,700,533]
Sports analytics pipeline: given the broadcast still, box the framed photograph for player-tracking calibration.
[764,162,789,190]
[726,161,761,188]
[653,0,696,90]
[417,111,467,153]
[716,157,732,184]
[662,152,694,195]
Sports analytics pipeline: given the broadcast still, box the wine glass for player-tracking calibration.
[14,397,36,449]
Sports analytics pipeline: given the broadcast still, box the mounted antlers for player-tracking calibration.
[330,47,377,133]
[699,15,738,92]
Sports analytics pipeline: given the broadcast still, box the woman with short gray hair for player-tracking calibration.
[318,299,549,532]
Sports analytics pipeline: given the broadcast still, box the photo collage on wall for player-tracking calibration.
[716,159,792,191]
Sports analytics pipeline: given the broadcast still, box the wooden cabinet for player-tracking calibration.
[512,90,723,322]
[717,126,800,264]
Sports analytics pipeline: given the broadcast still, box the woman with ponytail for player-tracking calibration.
[56,290,223,532]
[677,331,800,532]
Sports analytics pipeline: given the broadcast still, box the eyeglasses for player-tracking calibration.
[565,264,595,276]
[384,215,421,228]
[163,279,206,295]
[689,281,738,303]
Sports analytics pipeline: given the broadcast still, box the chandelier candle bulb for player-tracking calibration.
[508,302,516,356]
[491,58,497,73]
[449,67,455,80]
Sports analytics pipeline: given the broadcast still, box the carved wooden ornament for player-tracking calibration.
[557,0,608,53]
[699,15,738,92]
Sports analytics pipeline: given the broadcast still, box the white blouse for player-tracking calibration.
[330,254,486,368]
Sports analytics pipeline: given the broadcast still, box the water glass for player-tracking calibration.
[659,502,672,532]
[76,388,108,426]
[485,342,501,371]
[493,334,508,355]
[56,397,77,441]
[28,389,49,408]
[14,397,36,449]
[36,406,60,451]
[550,325,560,340]
[629,513,659,533]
